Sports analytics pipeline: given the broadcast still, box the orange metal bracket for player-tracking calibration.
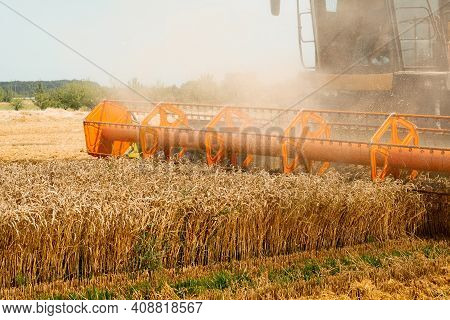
[282,111,331,174]
[370,113,420,181]
[83,100,135,157]
[140,104,190,159]
[205,107,254,167]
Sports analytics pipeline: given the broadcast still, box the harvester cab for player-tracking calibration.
[271,0,450,116]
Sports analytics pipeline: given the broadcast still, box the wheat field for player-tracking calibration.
[0,110,448,300]
[0,159,446,287]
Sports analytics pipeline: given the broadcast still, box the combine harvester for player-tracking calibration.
[84,0,450,181]
[84,100,450,181]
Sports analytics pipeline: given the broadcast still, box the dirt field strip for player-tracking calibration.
[0,110,89,161]
[1,239,447,300]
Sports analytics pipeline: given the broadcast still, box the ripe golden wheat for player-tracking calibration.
[0,159,443,287]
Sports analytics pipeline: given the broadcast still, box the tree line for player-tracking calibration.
[0,74,298,110]
[0,80,104,110]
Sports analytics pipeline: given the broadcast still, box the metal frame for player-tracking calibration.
[296,0,449,72]
[297,0,317,69]
[394,3,441,69]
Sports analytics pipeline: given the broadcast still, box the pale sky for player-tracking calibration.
[0,0,301,85]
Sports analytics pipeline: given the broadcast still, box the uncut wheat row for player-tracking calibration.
[0,159,430,287]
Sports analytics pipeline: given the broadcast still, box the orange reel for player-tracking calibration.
[83,100,135,157]
[205,107,254,167]
[370,114,419,181]
[140,103,190,159]
[282,111,331,174]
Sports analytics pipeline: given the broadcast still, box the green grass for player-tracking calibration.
[323,258,340,275]
[31,242,450,300]
[301,260,322,281]
[361,255,383,268]
[85,287,115,300]
[39,287,116,300]
[173,271,252,298]
[0,103,12,110]
[268,265,303,283]
[390,250,412,258]
[268,259,322,283]
[422,245,446,259]
[0,101,39,111]
[126,281,153,300]
[13,274,28,287]
[174,246,449,293]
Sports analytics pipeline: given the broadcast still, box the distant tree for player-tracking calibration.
[129,78,144,91]
[33,81,104,110]
[0,87,14,103]
[179,74,221,103]
[147,82,180,102]
[10,98,24,111]
[33,84,59,110]
[0,80,79,97]
[34,82,44,96]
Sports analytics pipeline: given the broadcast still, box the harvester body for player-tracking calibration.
[275,0,450,115]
